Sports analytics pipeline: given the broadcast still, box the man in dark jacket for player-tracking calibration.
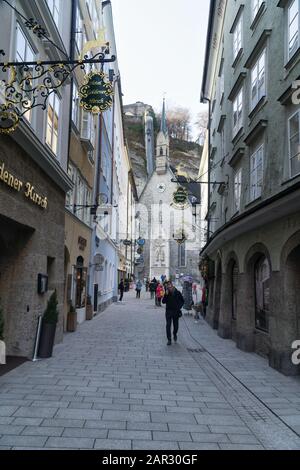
[162,281,184,346]
[118,279,125,302]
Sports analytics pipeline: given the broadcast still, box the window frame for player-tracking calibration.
[45,92,61,156]
[233,15,243,61]
[233,88,243,137]
[250,144,264,202]
[234,168,242,213]
[287,0,300,62]
[252,0,263,21]
[288,109,300,178]
[15,22,36,123]
[250,48,267,110]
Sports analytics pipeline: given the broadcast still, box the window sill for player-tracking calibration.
[281,173,300,186]
[248,96,267,121]
[232,127,244,146]
[232,48,244,69]
[285,47,300,72]
[250,2,266,32]
[245,196,262,209]
[254,327,269,336]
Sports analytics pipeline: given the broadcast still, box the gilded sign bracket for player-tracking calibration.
[0,51,116,134]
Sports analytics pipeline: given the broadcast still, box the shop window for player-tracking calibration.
[255,256,270,332]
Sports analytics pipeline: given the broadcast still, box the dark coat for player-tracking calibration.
[162,289,184,316]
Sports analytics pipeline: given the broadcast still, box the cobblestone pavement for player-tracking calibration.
[0,292,300,450]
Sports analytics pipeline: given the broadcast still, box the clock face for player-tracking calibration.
[157,183,166,193]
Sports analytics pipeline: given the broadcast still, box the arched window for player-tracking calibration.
[255,256,270,332]
[232,262,239,320]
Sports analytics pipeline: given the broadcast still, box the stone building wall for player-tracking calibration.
[0,136,65,358]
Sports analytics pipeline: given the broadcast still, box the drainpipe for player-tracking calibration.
[67,0,77,167]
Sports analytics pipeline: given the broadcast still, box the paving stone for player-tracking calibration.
[153,431,192,442]
[62,428,108,439]
[13,407,58,419]
[0,425,25,435]
[108,430,152,440]
[191,433,229,443]
[84,420,126,430]
[228,434,262,445]
[55,409,102,420]
[132,440,179,450]
[209,425,252,435]
[94,439,132,450]
[102,410,150,422]
[179,442,220,450]
[219,444,264,450]
[21,426,64,437]
[42,419,85,428]
[0,406,19,417]
[127,422,168,432]
[13,418,44,426]
[46,437,95,449]
[0,435,48,447]
[151,412,197,424]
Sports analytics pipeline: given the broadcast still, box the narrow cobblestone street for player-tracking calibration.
[0,293,300,450]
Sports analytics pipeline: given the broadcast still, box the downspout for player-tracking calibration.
[67,0,77,167]
[207,98,211,244]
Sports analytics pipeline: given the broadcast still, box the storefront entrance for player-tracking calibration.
[0,215,34,357]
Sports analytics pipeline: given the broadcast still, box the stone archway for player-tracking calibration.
[271,239,300,375]
[237,243,272,354]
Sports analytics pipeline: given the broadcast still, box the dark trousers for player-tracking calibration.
[150,291,155,299]
[119,291,124,301]
[166,313,179,341]
[157,298,162,307]
[136,290,141,299]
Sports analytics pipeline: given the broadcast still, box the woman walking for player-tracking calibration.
[156,282,164,307]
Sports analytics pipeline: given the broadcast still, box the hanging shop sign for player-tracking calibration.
[137,247,143,255]
[0,162,48,209]
[79,71,114,114]
[137,238,145,246]
[123,240,132,246]
[173,187,189,208]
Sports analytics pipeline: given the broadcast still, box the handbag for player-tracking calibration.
[178,310,183,318]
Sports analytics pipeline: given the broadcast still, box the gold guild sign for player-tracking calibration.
[0,162,48,209]
[79,71,114,114]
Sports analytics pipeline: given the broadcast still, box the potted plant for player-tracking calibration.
[0,299,5,365]
[86,295,93,321]
[67,303,77,332]
[38,290,59,358]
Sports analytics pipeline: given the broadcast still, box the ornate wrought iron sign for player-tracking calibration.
[79,71,114,114]
[0,50,115,135]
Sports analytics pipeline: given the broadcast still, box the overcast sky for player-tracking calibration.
[111,0,210,139]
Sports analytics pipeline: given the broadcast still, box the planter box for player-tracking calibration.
[86,305,93,321]
[67,313,77,332]
[38,322,57,358]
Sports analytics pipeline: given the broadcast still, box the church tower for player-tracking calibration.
[156,99,169,175]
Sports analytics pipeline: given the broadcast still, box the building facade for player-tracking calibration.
[136,101,201,283]
[64,0,101,327]
[201,0,300,375]
[89,0,138,313]
[0,0,73,358]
